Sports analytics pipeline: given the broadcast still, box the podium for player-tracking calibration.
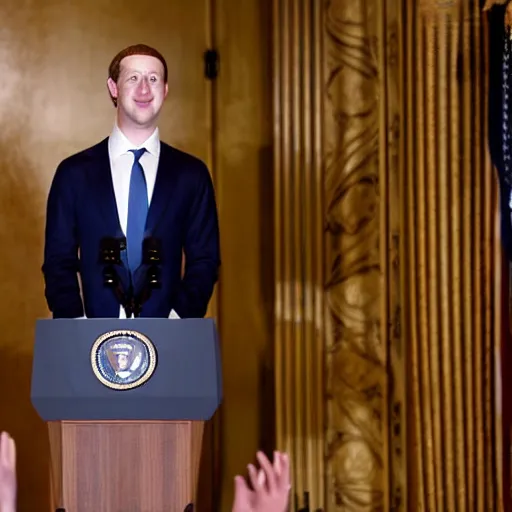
[30,318,222,512]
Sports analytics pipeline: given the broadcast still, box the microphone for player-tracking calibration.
[99,237,133,316]
[143,237,162,289]
[142,236,161,265]
[132,237,162,317]
[99,237,125,265]
[99,237,121,288]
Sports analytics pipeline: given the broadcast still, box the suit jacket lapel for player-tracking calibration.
[88,138,124,237]
[145,144,174,234]
[87,138,130,290]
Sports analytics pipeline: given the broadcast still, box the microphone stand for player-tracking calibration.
[131,266,159,317]
[131,237,162,317]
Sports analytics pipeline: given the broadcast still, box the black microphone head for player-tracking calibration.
[99,237,125,264]
[142,236,162,264]
[102,265,118,287]
[147,265,161,288]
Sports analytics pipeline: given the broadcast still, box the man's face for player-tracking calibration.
[107,54,168,129]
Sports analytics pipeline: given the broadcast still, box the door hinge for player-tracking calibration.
[204,49,219,80]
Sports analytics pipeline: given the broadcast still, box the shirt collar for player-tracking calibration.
[108,123,160,160]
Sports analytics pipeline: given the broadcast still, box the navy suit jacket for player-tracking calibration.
[42,138,220,318]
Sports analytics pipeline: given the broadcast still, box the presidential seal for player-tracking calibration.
[91,330,157,390]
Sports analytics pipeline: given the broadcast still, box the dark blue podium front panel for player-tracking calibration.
[31,318,222,422]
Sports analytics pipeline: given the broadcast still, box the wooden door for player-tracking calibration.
[0,1,213,510]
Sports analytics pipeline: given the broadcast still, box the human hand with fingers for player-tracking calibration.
[0,432,16,512]
[232,450,291,512]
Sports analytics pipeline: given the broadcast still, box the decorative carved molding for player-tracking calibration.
[323,0,397,510]
[273,0,502,510]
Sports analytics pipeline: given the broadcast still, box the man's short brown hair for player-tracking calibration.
[108,44,168,106]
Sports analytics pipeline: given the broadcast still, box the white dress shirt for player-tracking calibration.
[109,123,160,236]
[81,123,179,319]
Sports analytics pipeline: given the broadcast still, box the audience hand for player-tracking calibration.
[0,432,16,512]
[232,451,290,512]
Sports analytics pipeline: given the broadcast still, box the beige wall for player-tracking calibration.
[214,0,274,509]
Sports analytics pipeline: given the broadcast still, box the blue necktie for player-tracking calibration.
[126,148,148,275]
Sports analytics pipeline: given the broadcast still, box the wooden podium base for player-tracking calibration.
[48,420,204,512]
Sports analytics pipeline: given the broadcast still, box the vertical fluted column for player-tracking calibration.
[403,2,502,510]
[273,0,325,509]
[273,0,503,510]
[274,0,400,509]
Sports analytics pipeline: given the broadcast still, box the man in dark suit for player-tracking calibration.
[42,44,220,319]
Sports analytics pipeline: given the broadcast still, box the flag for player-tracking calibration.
[487,2,512,260]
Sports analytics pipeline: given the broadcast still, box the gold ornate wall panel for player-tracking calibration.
[323,0,400,511]
[403,2,502,510]
[273,0,325,508]
[274,0,503,511]
[274,0,401,509]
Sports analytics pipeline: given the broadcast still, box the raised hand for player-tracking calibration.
[0,432,16,512]
[232,451,290,512]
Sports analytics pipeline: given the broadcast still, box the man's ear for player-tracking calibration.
[107,77,118,101]
[164,82,169,99]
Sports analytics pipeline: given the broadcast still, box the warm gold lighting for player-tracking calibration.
[273,0,503,510]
